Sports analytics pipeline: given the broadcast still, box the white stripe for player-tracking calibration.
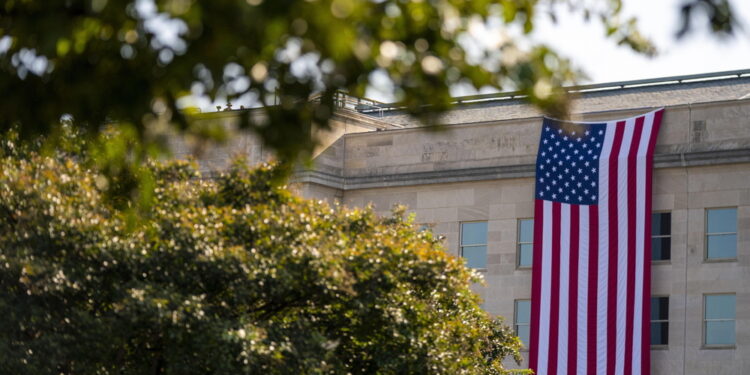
[597,121,617,373]
[537,200,554,375]
[615,118,636,375]
[632,111,656,375]
[557,203,571,374]
[577,207,590,375]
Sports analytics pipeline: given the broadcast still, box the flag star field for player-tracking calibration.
[535,120,607,205]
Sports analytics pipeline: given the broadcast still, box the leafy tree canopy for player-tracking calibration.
[1,0,662,154]
[0,0,738,207]
[0,136,526,374]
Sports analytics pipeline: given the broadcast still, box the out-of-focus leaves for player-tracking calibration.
[0,1,657,153]
[0,0,736,208]
[677,0,738,38]
[0,138,528,374]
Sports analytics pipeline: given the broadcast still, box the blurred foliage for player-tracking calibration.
[677,0,739,38]
[0,140,529,374]
[0,0,737,206]
[0,0,660,153]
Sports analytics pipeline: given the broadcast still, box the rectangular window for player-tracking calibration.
[651,212,671,261]
[515,299,531,347]
[706,208,737,260]
[651,296,669,346]
[460,221,487,269]
[517,219,534,268]
[704,294,736,346]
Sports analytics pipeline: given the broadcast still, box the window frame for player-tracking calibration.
[417,223,434,233]
[459,221,488,270]
[514,299,531,350]
[702,293,736,349]
[650,295,669,349]
[516,218,534,269]
[704,207,738,262]
[651,211,671,263]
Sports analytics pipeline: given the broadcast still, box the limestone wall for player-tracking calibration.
[175,83,750,374]
[320,100,750,375]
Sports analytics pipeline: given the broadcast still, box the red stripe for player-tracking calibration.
[625,116,645,374]
[607,121,627,375]
[548,202,562,375]
[642,110,663,375]
[529,199,545,371]
[567,204,580,375]
[587,205,599,374]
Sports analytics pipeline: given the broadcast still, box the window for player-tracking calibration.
[704,294,736,346]
[706,208,737,260]
[517,219,534,268]
[650,296,669,346]
[651,212,671,261]
[515,300,531,347]
[460,222,487,269]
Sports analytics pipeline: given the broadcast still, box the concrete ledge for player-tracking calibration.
[332,108,403,130]
[294,148,750,190]
[292,169,346,188]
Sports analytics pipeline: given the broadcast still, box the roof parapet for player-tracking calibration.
[352,68,750,114]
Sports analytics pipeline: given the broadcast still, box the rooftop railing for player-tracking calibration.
[349,68,750,115]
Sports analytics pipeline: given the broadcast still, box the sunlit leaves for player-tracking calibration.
[8,0,733,211]
[0,0,666,162]
[0,145,525,374]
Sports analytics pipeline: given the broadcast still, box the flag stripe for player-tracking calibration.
[558,204,571,374]
[633,112,655,374]
[642,110,663,374]
[567,204,580,375]
[577,206,590,375]
[607,121,627,375]
[529,199,544,369]
[537,200,554,374]
[616,119,637,375]
[587,205,599,375]
[597,120,617,375]
[625,116,645,375]
[548,202,562,375]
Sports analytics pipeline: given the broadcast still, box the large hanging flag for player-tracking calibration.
[528,109,664,375]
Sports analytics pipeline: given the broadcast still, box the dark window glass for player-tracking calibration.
[650,296,669,346]
[651,212,671,261]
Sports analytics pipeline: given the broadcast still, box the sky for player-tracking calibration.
[530,0,750,84]
[196,0,750,108]
[363,0,750,102]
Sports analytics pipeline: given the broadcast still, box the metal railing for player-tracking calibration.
[238,69,750,116]
[351,68,750,114]
[307,91,390,113]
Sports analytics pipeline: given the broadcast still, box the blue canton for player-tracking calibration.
[534,118,606,205]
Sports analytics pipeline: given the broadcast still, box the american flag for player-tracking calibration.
[528,109,664,375]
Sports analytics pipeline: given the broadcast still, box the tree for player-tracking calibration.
[0,137,527,374]
[0,0,664,153]
[1,0,738,206]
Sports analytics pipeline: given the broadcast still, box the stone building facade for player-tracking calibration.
[184,71,750,374]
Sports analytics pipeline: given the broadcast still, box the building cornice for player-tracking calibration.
[293,148,750,190]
